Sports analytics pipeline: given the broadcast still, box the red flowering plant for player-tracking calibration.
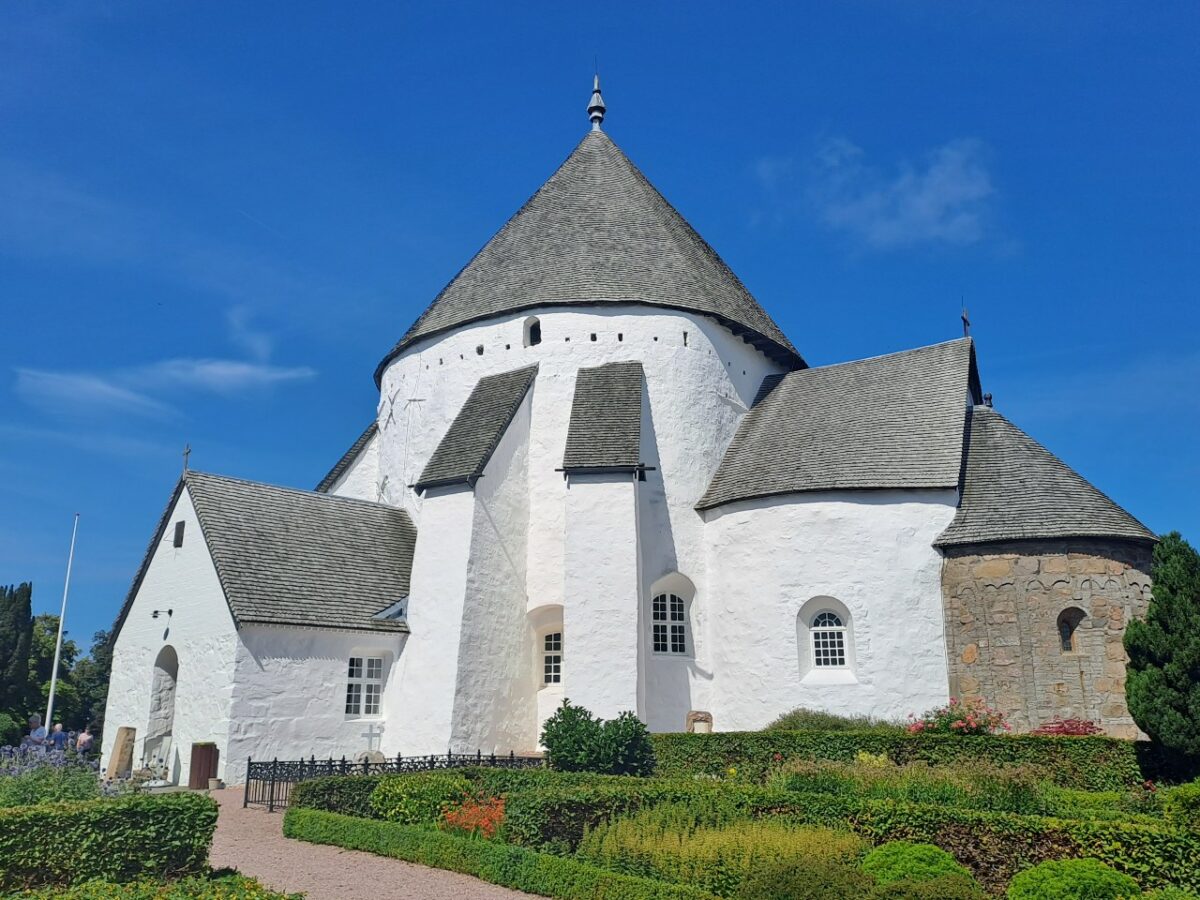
[1030,717,1103,737]
[440,793,506,840]
[906,697,1010,735]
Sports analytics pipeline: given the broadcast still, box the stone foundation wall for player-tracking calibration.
[941,539,1152,738]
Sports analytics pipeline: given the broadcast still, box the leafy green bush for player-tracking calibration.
[651,731,1155,790]
[1163,782,1200,829]
[16,874,302,898]
[0,712,21,747]
[868,876,986,899]
[578,802,866,895]
[1006,858,1142,899]
[1143,889,1200,900]
[284,807,719,899]
[862,842,975,887]
[369,772,471,824]
[541,701,656,776]
[0,761,100,807]
[735,859,876,899]
[763,708,904,734]
[290,774,381,817]
[0,793,218,889]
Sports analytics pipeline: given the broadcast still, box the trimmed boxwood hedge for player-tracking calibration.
[16,874,302,898]
[290,775,382,818]
[283,807,719,900]
[0,793,218,890]
[649,732,1173,790]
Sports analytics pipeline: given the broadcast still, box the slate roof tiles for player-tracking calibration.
[562,361,645,470]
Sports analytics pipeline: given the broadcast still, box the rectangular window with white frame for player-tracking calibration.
[543,632,562,685]
[345,655,384,717]
[652,593,687,655]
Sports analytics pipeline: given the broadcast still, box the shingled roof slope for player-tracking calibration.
[699,339,980,510]
[315,421,378,493]
[563,361,645,470]
[935,406,1155,547]
[416,365,538,491]
[375,131,801,382]
[112,472,417,639]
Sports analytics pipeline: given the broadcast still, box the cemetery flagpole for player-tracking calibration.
[45,513,79,730]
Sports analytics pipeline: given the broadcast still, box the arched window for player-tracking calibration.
[543,631,562,685]
[1058,608,1085,653]
[651,593,688,654]
[811,611,847,668]
[524,317,542,347]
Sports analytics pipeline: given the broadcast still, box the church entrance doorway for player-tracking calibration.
[143,645,178,782]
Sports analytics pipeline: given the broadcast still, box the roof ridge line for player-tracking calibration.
[185,469,405,513]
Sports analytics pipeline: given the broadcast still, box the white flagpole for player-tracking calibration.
[44,513,80,730]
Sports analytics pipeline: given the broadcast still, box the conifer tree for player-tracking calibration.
[1124,532,1200,756]
[0,583,33,714]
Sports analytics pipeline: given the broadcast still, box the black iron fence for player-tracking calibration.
[243,750,545,811]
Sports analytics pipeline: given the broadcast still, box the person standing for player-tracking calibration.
[27,714,47,747]
[75,725,94,756]
[49,723,69,752]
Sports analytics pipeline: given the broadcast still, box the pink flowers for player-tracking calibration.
[906,698,1009,735]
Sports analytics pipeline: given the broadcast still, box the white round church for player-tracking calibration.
[102,82,1156,786]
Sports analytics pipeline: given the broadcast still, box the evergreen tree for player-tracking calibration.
[72,629,114,733]
[27,613,79,727]
[0,583,33,715]
[1125,532,1200,756]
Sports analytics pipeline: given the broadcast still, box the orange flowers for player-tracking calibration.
[440,794,506,840]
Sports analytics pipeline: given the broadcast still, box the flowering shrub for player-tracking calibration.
[0,746,99,808]
[440,794,505,839]
[907,698,1010,736]
[1030,718,1103,737]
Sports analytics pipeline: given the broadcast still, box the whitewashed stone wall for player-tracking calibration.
[374,306,783,740]
[327,429,380,501]
[226,625,404,782]
[703,490,958,730]
[451,391,537,752]
[100,489,238,785]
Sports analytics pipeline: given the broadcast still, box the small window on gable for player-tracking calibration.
[811,611,847,667]
[346,655,384,717]
[1058,608,1085,653]
[173,521,185,548]
[524,317,542,347]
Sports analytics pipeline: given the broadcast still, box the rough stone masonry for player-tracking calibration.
[941,538,1153,736]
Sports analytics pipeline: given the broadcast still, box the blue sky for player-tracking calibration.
[2,3,1197,649]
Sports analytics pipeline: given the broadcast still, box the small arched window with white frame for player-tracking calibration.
[648,573,696,658]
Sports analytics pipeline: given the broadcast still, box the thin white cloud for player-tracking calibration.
[14,368,174,420]
[810,137,995,249]
[138,358,316,393]
[13,358,316,419]
[225,306,275,362]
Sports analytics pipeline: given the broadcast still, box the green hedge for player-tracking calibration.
[283,807,719,900]
[491,776,1199,893]
[290,775,382,818]
[751,790,1200,894]
[0,793,218,890]
[650,732,1170,790]
[13,874,301,898]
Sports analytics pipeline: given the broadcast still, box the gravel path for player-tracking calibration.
[209,787,539,900]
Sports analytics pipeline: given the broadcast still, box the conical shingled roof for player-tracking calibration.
[375,131,801,381]
[935,406,1155,547]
